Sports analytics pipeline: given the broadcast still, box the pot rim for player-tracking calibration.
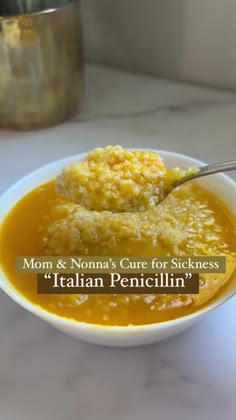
[0,0,78,20]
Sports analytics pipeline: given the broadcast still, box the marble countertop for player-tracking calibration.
[0,65,235,420]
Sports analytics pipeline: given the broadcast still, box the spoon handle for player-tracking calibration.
[176,160,236,187]
[199,160,236,175]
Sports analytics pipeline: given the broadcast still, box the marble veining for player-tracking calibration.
[78,99,236,123]
[0,64,235,420]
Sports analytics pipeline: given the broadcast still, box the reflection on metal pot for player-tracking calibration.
[0,0,84,130]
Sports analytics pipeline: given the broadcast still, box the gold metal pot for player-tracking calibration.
[0,1,84,130]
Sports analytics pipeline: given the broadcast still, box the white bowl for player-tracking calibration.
[0,150,235,347]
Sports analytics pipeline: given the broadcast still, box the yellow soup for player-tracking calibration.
[0,180,235,326]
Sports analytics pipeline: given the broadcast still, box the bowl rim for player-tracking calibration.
[0,148,235,334]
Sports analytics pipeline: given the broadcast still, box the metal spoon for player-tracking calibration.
[164,160,236,201]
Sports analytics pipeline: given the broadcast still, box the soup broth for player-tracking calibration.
[0,180,235,326]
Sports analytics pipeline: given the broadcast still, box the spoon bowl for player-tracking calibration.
[162,160,236,203]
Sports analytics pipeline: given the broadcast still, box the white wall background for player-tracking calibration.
[81,0,236,89]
